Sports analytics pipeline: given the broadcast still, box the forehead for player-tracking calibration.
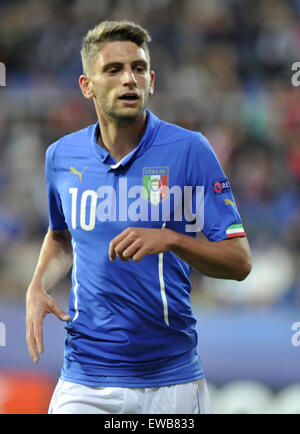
[96,40,149,67]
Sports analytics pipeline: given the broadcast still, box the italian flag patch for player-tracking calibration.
[142,167,169,206]
[226,224,246,238]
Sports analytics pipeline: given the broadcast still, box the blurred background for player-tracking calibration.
[0,0,300,414]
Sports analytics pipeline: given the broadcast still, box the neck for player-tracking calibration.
[95,106,147,163]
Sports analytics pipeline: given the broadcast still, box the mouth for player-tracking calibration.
[118,92,140,105]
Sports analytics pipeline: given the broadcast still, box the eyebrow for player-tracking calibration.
[102,59,149,71]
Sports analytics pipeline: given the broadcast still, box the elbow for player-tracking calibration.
[235,256,252,281]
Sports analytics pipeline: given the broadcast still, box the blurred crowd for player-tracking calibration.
[0,0,300,306]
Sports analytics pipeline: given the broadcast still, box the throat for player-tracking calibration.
[97,111,147,163]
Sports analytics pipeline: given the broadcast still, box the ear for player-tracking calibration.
[79,74,95,99]
[149,70,155,95]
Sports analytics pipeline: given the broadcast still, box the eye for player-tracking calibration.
[104,64,122,75]
[134,64,147,73]
[108,68,119,74]
[133,62,147,74]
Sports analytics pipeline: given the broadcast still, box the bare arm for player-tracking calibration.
[169,231,252,281]
[109,227,252,281]
[26,228,73,364]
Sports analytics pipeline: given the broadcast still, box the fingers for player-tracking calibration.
[109,229,143,262]
[50,299,71,322]
[114,238,142,261]
[26,319,40,364]
[131,246,147,262]
[26,312,46,364]
[109,229,130,261]
[34,316,44,356]
[109,231,127,261]
[109,227,164,262]
[26,293,71,364]
[121,239,143,261]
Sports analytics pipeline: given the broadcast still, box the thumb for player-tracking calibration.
[50,300,71,322]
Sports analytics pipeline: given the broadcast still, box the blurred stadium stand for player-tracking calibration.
[0,0,300,413]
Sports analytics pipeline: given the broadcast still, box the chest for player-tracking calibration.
[55,148,202,239]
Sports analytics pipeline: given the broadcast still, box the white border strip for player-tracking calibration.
[72,241,79,322]
[158,222,169,326]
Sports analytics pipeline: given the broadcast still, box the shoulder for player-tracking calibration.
[155,117,216,157]
[46,123,96,162]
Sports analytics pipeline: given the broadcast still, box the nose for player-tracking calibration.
[121,67,137,86]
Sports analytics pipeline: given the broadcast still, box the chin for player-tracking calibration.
[112,107,145,124]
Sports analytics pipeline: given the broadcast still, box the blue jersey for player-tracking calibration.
[45,110,245,387]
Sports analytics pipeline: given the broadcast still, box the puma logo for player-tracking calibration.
[224,198,236,207]
[70,166,88,183]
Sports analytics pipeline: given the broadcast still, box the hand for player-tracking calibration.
[26,286,71,364]
[109,227,175,262]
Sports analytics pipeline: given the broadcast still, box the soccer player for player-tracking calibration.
[26,20,252,414]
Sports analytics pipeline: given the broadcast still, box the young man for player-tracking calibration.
[26,20,252,414]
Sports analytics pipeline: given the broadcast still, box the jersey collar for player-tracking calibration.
[90,109,160,169]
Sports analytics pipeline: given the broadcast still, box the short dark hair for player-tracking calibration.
[81,20,152,74]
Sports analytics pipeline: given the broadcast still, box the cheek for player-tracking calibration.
[138,77,150,94]
[145,75,154,93]
[94,83,113,101]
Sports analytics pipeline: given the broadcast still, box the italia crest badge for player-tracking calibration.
[142,167,169,205]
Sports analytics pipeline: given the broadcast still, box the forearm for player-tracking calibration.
[168,230,252,281]
[29,228,73,293]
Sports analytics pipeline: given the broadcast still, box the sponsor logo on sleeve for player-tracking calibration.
[213,180,231,195]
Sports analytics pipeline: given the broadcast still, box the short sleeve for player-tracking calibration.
[187,133,246,241]
[45,142,68,231]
